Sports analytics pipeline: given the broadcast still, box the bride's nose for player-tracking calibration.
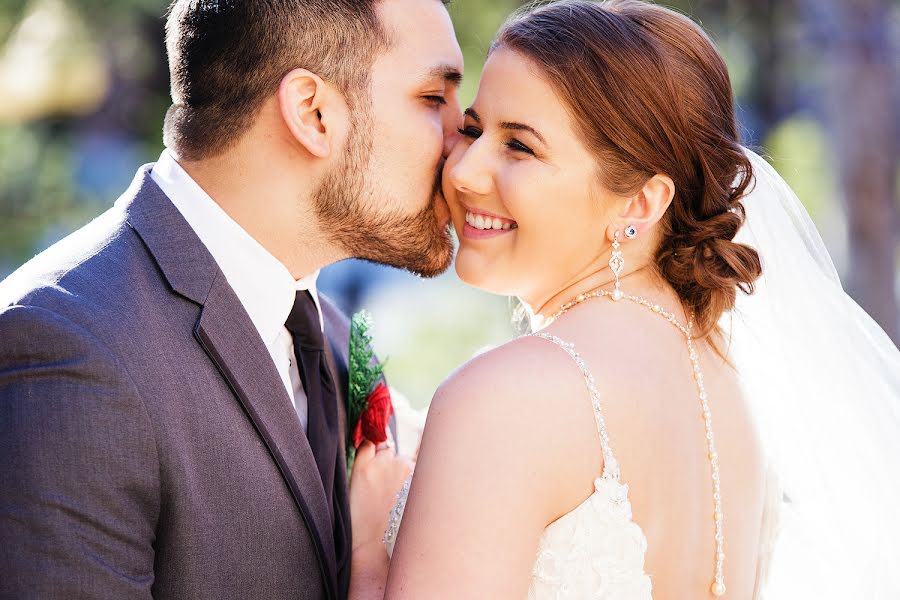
[446,140,492,197]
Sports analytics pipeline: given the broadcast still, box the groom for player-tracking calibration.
[0,0,462,598]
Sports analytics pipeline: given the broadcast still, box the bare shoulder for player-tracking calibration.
[388,336,598,595]
[420,334,603,515]
[430,333,591,430]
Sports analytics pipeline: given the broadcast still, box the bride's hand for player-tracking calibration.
[347,441,413,600]
[350,440,413,553]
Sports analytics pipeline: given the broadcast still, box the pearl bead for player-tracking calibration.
[611,289,624,302]
[711,581,726,596]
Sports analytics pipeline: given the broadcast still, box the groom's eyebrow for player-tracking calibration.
[423,65,463,87]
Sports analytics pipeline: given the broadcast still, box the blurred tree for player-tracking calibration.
[446,0,523,103]
[798,0,900,343]
[1,0,898,347]
[0,0,168,274]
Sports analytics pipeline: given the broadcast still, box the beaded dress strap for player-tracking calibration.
[530,332,620,481]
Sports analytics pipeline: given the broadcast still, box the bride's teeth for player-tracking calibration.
[465,210,516,231]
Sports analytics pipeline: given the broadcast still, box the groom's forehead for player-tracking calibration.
[376,0,463,74]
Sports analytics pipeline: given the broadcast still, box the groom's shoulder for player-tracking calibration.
[0,203,151,332]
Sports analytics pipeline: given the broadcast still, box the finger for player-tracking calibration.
[354,441,376,468]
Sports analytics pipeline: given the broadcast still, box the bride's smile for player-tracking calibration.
[462,205,518,236]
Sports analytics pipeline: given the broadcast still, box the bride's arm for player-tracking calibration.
[348,442,413,600]
[383,339,578,599]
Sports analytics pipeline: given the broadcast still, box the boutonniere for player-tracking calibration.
[347,310,393,475]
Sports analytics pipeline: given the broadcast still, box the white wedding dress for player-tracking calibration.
[519,333,653,599]
[384,333,654,599]
[383,149,900,598]
[383,331,780,599]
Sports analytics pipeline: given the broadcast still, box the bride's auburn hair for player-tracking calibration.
[495,0,762,340]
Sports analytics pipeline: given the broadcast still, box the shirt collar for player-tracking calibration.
[150,149,323,346]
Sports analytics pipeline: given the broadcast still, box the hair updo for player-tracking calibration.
[495,0,762,340]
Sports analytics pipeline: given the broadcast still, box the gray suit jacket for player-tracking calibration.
[0,166,356,599]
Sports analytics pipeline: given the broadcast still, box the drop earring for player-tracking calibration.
[609,231,625,301]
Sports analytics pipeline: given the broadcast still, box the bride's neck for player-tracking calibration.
[529,265,660,320]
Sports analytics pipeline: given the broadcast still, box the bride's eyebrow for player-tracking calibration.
[499,121,547,145]
[465,108,548,147]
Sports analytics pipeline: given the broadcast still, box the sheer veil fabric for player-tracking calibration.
[731,148,900,598]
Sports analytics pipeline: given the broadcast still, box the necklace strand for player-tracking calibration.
[547,289,727,598]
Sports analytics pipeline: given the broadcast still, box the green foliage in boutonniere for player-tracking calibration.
[346,310,388,474]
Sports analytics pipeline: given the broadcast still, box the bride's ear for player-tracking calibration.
[612,174,675,239]
[278,68,344,158]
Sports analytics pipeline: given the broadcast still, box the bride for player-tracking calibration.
[347,1,900,598]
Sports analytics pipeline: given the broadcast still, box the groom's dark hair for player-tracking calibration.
[162,0,395,161]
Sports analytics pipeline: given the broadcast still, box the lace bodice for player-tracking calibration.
[525,333,652,599]
[384,333,652,599]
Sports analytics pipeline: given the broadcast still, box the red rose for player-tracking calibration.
[353,382,393,448]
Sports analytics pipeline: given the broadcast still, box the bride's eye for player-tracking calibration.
[506,139,534,155]
[457,126,481,139]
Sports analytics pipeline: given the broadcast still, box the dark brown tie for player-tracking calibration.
[284,290,350,593]
[284,290,339,518]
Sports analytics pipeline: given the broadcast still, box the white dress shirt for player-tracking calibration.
[150,149,322,432]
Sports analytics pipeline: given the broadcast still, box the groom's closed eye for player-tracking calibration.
[419,65,463,108]
[424,95,448,107]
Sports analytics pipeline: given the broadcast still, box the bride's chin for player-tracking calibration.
[453,251,513,296]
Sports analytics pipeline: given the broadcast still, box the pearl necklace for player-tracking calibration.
[548,289,727,598]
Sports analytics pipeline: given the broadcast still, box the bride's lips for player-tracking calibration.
[461,204,518,240]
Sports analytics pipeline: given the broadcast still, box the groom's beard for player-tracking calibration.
[312,114,454,278]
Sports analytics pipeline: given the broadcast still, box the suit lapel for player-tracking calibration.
[322,300,353,599]
[123,166,337,600]
[322,339,351,595]
[195,271,337,599]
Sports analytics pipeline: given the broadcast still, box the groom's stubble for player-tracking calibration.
[311,102,454,278]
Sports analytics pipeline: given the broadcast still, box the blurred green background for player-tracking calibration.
[1,0,898,407]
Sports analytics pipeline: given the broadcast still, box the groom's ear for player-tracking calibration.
[615,173,675,237]
[278,68,342,159]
